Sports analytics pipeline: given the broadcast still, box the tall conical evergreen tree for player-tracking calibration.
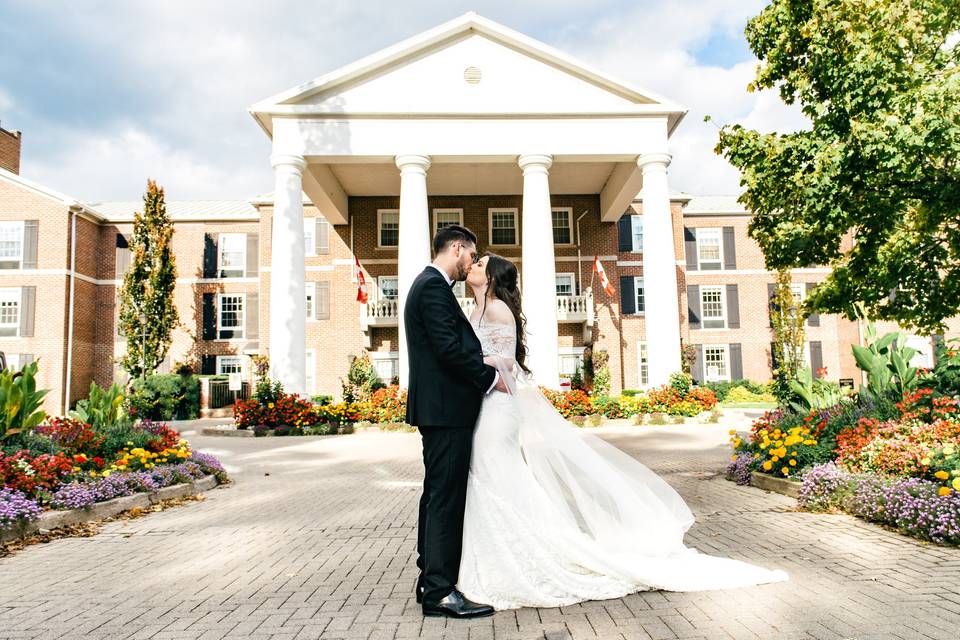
[118,180,179,379]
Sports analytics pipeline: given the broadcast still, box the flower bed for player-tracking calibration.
[542,380,717,421]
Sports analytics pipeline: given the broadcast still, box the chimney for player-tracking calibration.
[0,123,22,175]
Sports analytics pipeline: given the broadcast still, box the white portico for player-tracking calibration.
[249,12,687,393]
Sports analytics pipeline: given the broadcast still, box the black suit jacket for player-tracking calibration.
[404,266,497,428]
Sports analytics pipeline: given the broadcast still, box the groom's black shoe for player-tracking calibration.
[415,575,424,604]
[422,589,494,619]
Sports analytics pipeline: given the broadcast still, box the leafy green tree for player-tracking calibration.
[715,1,959,333]
[770,269,806,405]
[118,180,179,378]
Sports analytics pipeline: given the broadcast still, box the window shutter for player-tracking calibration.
[684,227,697,270]
[810,341,824,377]
[203,234,218,278]
[201,355,216,375]
[317,282,330,320]
[245,233,258,277]
[115,234,131,279]
[618,216,632,252]
[730,343,743,380]
[691,345,704,383]
[246,292,259,340]
[722,226,736,270]
[317,220,330,255]
[19,286,35,337]
[687,285,701,330]
[619,276,635,315]
[726,284,740,329]
[805,282,820,326]
[767,283,777,327]
[22,220,38,269]
[202,293,216,340]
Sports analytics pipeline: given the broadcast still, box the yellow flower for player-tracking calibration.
[921,458,931,466]
[762,461,772,471]
[730,455,737,462]
[935,471,950,480]
[953,478,960,492]
[753,453,760,459]
[728,429,736,435]
[268,402,275,409]
[781,467,789,475]
[771,456,780,462]
[944,445,955,456]
[103,470,112,477]
[789,459,797,466]
[939,487,952,497]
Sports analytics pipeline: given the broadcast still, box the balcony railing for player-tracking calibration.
[362,293,593,329]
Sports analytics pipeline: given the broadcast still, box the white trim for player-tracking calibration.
[699,284,726,329]
[633,276,645,315]
[558,346,586,379]
[551,207,575,246]
[0,221,24,267]
[304,218,317,257]
[216,292,245,341]
[216,355,245,376]
[377,208,400,249]
[305,281,317,321]
[378,275,399,300]
[369,350,400,384]
[488,207,519,247]
[695,228,722,270]
[217,233,247,278]
[305,349,317,395]
[555,272,576,297]
[629,215,643,253]
[702,343,731,382]
[0,287,20,337]
[432,208,464,236]
[636,340,649,388]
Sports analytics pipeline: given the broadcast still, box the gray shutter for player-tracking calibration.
[19,286,35,337]
[115,234,131,278]
[317,220,330,255]
[806,282,820,326]
[684,227,697,270]
[722,226,736,270]
[768,283,776,327]
[618,216,633,252]
[246,233,258,277]
[246,292,259,340]
[620,276,635,315]
[203,234,218,278]
[201,355,216,375]
[726,284,740,329]
[22,220,38,269]
[687,284,701,330]
[730,343,743,380]
[202,293,216,340]
[317,282,331,320]
[691,345,704,383]
[810,341,823,377]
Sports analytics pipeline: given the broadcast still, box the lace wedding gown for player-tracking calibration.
[458,319,788,610]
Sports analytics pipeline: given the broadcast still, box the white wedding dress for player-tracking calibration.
[458,318,788,610]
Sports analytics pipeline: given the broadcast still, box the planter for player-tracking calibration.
[749,470,801,498]
[201,424,253,437]
[0,475,219,544]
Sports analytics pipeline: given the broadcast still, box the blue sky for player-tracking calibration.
[0,0,805,202]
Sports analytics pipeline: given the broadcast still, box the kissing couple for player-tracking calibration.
[404,224,788,618]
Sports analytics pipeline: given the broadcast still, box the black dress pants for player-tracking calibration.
[416,425,474,604]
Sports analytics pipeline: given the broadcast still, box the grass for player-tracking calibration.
[720,401,777,409]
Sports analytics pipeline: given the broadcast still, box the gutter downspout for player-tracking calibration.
[64,206,78,415]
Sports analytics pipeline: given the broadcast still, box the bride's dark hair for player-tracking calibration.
[478,252,530,373]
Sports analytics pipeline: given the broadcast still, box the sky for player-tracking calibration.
[0,0,808,203]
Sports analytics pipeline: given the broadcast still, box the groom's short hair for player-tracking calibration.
[433,224,477,255]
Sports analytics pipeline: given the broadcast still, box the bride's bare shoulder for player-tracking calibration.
[482,298,516,326]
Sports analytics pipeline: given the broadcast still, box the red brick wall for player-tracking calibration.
[0,128,21,175]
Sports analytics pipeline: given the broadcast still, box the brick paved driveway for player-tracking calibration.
[2,422,959,640]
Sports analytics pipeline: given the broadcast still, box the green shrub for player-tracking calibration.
[311,394,333,405]
[648,412,667,425]
[592,396,624,418]
[72,382,127,429]
[621,389,642,397]
[0,360,48,443]
[127,374,200,421]
[94,422,155,459]
[703,379,770,402]
[669,372,692,395]
[725,386,777,404]
[2,429,58,457]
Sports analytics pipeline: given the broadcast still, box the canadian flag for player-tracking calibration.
[355,257,368,304]
[594,256,615,297]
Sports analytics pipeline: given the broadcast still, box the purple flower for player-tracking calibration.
[726,452,755,486]
[0,488,43,528]
[50,483,96,510]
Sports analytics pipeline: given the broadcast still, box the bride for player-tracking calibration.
[458,252,788,611]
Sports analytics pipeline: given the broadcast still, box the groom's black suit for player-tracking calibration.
[404,265,497,604]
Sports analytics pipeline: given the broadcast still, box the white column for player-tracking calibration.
[639,153,682,387]
[396,154,432,389]
[519,154,560,389]
[269,154,307,395]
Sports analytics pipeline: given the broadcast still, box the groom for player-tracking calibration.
[404,224,509,618]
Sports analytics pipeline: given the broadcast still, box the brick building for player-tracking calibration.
[0,14,955,413]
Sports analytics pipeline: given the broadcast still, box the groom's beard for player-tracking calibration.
[456,264,469,281]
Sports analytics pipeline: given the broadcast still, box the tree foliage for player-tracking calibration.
[770,269,807,404]
[118,180,179,378]
[716,0,959,333]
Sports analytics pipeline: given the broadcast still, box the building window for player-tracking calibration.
[552,207,573,245]
[379,276,398,300]
[370,352,399,384]
[305,349,317,395]
[434,209,463,235]
[631,216,644,252]
[217,294,244,339]
[378,210,399,247]
[218,233,246,277]
[703,345,730,382]
[701,285,726,329]
[304,219,316,257]
[216,356,244,375]
[0,288,19,337]
[305,282,316,320]
[555,273,575,297]
[637,341,649,387]
[489,208,518,246]
[0,222,24,269]
[696,228,722,270]
[634,277,645,314]
[558,349,585,379]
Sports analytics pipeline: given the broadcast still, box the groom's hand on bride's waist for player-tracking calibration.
[494,372,514,394]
